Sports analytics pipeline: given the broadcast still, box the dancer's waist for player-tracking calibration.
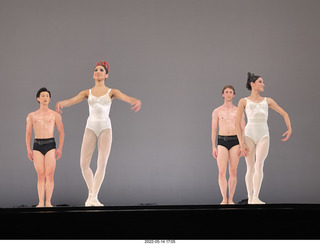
[218,135,238,141]
[34,138,55,145]
[87,116,110,120]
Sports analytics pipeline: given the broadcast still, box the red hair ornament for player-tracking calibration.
[96,61,109,71]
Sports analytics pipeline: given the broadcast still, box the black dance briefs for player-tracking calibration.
[33,138,56,156]
[218,135,239,151]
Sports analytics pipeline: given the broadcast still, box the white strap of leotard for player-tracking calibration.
[107,88,111,94]
[89,89,91,94]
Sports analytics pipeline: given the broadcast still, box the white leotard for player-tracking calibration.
[85,88,112,137]
[244,97,269,144]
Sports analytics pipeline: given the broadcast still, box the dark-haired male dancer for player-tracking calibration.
[26,88,64,207]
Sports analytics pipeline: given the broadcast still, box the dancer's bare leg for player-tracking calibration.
[80,128,97,201]
[92,129,112,202]
[33,151,45,207]
[244,136,256,204]
[217,145,228,204]
[227,145,240,204]
[44,149,56,207]
[252,137,269,204]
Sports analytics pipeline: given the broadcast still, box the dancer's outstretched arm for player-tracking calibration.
[110,89,141,112]
[55,90,88,114]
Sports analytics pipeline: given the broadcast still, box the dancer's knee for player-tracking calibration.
[37,173,45,183]
[245,168,254,179]
[45,172,54,182]
[80,157,91,170]
[254,160,264,173]
[229,168,237,178]
[218,168,227,178]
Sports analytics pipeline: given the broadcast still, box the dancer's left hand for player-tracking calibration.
[56,148,62,160]
[238,147,244,157]
[131,100,141,112]
[240,143,249,157]
[281,129,292,141]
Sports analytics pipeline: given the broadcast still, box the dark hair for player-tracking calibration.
[95,61,109,74]
[94,65,108,74]
[36,87,51,103]
[246,72,261,90]
[222,85,236,95]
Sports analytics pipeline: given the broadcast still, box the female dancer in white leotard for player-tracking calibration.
[235,73,292,204]
[56,61,141,206]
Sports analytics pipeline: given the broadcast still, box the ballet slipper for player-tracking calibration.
[250,196,265,204]
[90,197,104,207]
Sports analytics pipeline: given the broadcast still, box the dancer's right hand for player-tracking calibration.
[27,150,33,161]
[55,102,63,114]
[212,147,218,159]
[240,143,249,157]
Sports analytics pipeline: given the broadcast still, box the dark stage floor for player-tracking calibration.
[1,204,319,239]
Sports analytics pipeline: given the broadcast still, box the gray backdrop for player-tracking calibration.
[0,0,319,207]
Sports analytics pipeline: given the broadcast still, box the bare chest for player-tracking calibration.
[32,113,55,128]
[218,108,237,124]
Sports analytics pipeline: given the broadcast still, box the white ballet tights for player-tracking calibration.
[244,136,269,204]
[80,128,112,201]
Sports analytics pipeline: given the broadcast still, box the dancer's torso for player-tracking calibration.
[217,106,238,136]
[85,88,112,136]
[244,97,269,143]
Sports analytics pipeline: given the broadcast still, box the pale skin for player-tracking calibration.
[235,77,292,203]
[26,91,64,207]
[212,88,245,204]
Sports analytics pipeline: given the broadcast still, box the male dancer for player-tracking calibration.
[212,85,245,204]
[26,87,64,207]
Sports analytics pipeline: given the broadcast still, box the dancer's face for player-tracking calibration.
[252,77,264,92]
[93,65,108,81]
[37,91,51,105]
[222,88,235,101]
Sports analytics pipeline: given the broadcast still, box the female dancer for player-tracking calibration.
[56,61,141,206]
[235,73,292,204]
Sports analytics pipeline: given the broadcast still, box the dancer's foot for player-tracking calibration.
[228,199,235,204]
[45,202,53,207]
[249,196,265,204]
[220,199,228,205]
[85,197,93,207]
[91,197,104,207]
[36,202,45,208]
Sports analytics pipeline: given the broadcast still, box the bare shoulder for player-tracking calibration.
[110,88,122,99]
[212,105,222,115]
[80,89,90,98]
[110,88,120,95]
[238,98,247,108]
[51,110,62,119]
[26,111,35,120]
[266,97,275,105]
